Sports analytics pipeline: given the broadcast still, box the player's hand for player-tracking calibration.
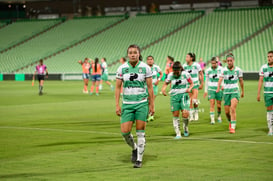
[186,88,191,93]
[216,88,220,93]
[149,105,155,116]
[203,92,207,98]
[199,84,203,90]
[257,95,260,102]
[162,90,167,96]
[116,105,121,116]
[154,80,159,86]
[241,92,244,98]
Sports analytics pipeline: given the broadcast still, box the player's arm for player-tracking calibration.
[146,77,155,116]
[203,72,209,98]
[161,81,169,96]
[78,60,83,65]
[198,70,204,90]
[115,78,122,116]
[187,77,194,93]
[216,77,223,93]
[155,71,163,86]
[257,76,264,101]
[45,68,48,78]
[239,77,244,98]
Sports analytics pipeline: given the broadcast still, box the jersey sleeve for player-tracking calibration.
[156,65,162,73]
[259,65,264,77]
[165,73,172,84]
[219,68,225,78]
[145,66,152,78]
[116,66,123,80]
[238,68,243,78]
[196,63,202,72]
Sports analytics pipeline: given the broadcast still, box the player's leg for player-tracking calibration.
[95,79,100,96]
[192,89,199,121]
[39,76,44,95]
[120,105,137,163]
[189,92,194,121]
[216,100,222,123]
[209,99,215,124]
[147,85,157,122]
[181,93,190,136]
[83,78,89,93]
[90,76,95,95]
[229,97,239,133]
[265,94,273,135]
[134,103,149,168]
[173,110,181,139]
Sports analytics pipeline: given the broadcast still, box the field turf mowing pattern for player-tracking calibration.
[0,80,272,180]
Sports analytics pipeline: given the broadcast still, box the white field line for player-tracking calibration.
[1,126,273,145]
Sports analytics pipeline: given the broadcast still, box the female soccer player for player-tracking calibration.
[164,56,174,80]
[216,53,244,134]
[33,59,48,95]
[146,55,163,122]
[183,53,204,121]
[115,45,154,168]
[162,61,193,139]
[90,58,102,96]
[204,57,223,124]
[257,50,273,136]
[99,58,114,91]
[78,58,91,94]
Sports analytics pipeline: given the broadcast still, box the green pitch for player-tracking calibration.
[0,81,272,181]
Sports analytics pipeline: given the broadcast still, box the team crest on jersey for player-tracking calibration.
[139,68,143,73]
[125,68,129,73]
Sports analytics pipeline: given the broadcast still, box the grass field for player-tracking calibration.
[0,80,273,181]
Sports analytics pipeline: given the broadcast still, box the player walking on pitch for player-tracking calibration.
[162,61,193,139]
[216,53,244,134]
[99,58,114,91]
[183,53,204,121]
[257,50,273,136]
[115,45,154,168]
[78,58,91,94]
[146,55,163,121]
[204,57,224,124]
[33,59,48,95]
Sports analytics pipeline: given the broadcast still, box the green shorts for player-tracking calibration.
[208,90,223,101]
[153,85,158,96]
[101,73,108,81]
[121,102,149,123]
[170,93,190,112]
[223,93,239,106]
[264,93,273,107]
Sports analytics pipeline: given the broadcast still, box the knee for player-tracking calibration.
[182,110,189,118]
[230,107,236,113]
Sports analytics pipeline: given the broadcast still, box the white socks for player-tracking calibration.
[173,117,181,137]
[122,132,137,150]
[136,131,145,162]
[267,111,273,133]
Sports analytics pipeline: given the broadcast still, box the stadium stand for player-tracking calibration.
[0,16,125,73]
[16,11,204,73]
[0,19,62,52]
[140,7,273,72]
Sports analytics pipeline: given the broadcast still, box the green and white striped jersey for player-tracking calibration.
[165,71,192,96]
[205,66,223,92]
[220,66,243,94]
[101,62,108,74]
[116,61,152,104]
[151,64,162,85]
[183,62,201,86]
[259,63,273,94]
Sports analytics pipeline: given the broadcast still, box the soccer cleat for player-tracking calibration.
[189,115,194,122]
[111,86,114,91]
[82,90,88,94]
[96,93,99,96]
[131,149,137,163]
[147,115,154,122]
[217,117,222,123]
[89,92,93,96]
[268,132,273,136]
[174,135,182,139]
[229,128,235,134]
[183,131,189,137]
[133,161,142,168]
[39,92,43,96]
[210,121,215,125]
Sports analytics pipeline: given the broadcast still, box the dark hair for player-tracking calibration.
[268,50,273,54]
[187,53,196,62]
[226,53,234,59]
[127,44,142,61]
[121,57,126,62]
[102,57,106,62]
[211,57,217,62]
[39,59,43,63]
[172,61,184,71]
[167,56,174,62]
[147,55,154,60]
[84,57,89,61]
[94,58,99,72]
